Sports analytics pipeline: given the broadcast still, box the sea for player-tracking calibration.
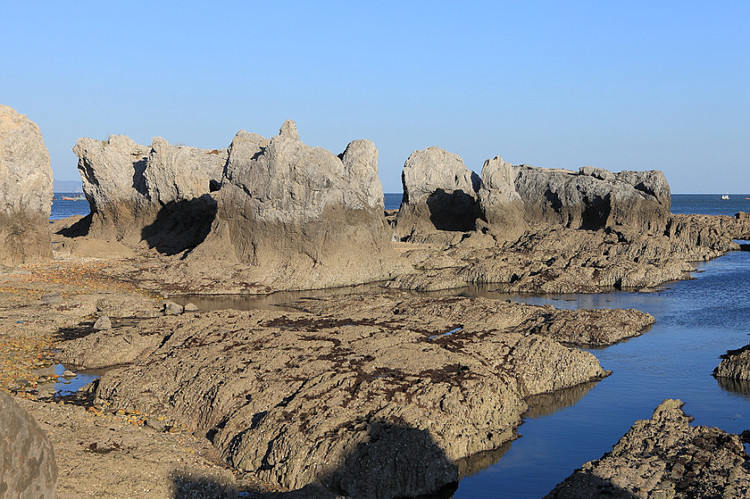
[51,193,750,497]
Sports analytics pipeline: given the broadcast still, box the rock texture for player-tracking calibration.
[73,135,226,252]
[0,105,53,264]
[714,343,750,381]
[0,391,57,498]
[546,399,750,498]
[395,147,481,243]
[188,121,400,290]
[53,292,645,496]
[479,160,671,231]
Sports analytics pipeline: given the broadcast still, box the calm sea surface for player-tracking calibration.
[51,194,750,497]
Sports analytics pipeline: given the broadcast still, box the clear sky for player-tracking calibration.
[2,1,748,193]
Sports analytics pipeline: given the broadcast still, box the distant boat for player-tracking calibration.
[721,194,730,200]
[61,194,85,201]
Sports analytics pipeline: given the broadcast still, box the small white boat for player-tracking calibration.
[721,194,730,200]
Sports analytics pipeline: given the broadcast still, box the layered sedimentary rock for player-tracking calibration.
[479,160,671,231]
[188,121,398,290]
[56,292,638,496]
[0,391,57,498]
[714,343,750,381]
[546,399,750,498]
[73,135,226,252]
[0,105,53,264]
[395,147,481,243]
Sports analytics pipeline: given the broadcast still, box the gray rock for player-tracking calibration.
[546,399,750,498]
[41,292,63,305]
[188,121,399,290]
[93,315,112,330]
[0,105,53,265]
[164,301,184,315]
[0,391,57,498]
[713,343,750,380]
[73,135,226,251]
[478,159,671,231]
[183,302,199,312]
[395,147,481,242]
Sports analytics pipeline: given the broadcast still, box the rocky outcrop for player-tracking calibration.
[395,147,481,243]
[56,292,631,496]
[0,105,53,264]
[546,399,750,498]
[188,121,399,290]
[714,343,750,381]
[0,391,57,498]
[479,160,671,231]
[73,135,226,252]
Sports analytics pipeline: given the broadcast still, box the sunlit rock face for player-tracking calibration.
[189,120,400,290]
[0,105,53,264]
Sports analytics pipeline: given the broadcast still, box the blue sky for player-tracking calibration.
[2,1,748,193]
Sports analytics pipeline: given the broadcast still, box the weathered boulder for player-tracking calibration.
[73,135,226,252]
[0,105,53,264]
[714,343,750,381]
[479,159,671,231]
[0,391,57,498]
[188,121,399,290]
[395,147,481,242]
[546,399,750,498]
[61,292,620,496]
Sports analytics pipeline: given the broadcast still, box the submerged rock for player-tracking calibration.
[0,105,53,265]
[0,391,57,498]
[395,147,481,243]
[546,399,750,498]
[188,120,400,290]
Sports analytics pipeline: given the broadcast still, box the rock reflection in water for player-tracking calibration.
[456,440,513,479]
[715,376,750,400]
[523,380,599,419]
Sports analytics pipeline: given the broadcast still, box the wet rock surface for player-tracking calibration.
[54,292,654,495]
[0,391,57,498]
[0,105,53,265]
[546,399,750,498]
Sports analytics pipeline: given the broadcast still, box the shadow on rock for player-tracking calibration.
[56,213,93,238]
[141,194,217,256]
[170,470,238,498]
[426,188,481,232]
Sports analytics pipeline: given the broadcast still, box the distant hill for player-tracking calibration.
[53,179,82,192]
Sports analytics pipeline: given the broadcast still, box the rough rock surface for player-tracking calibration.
[395,147,481,243]
[546,399,750,498]
[0,391,57,498]
[479,160,671,231]
[713,343,750,381]
[73,135,226,252]
[56,292,653,496]
[188,121,400,290]
[0,105,53,264]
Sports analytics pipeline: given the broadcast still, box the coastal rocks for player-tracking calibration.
[61,293,620,496]
[479,160,671,231]
[0,105,53,265]
[395,147,481,243]
[713,344,750,381]
[546,399,750,498]
[188,121,400,291]
[73,135,226,252]
[0,391,57,498]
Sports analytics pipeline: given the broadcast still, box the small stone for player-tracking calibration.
[183,302,199,312]
[41,292,63,304]
[93,315,112,330]
[61,370,76,378]
[164,302,184,315]
[145,419,168,432]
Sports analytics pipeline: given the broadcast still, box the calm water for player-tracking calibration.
[50,193,750,497]
[51,193,90,220]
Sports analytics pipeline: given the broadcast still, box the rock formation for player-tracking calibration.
[54,292,646,496]
[0,391,57,498]
[395,147,481,243]
[188,120,399,290]
[714,343,750,381]
[479,160,671,231]
[0,105,53,264]
[546,399,750,498]
[73,135,226,252]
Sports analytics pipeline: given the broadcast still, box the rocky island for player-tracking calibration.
[2,105,749,497]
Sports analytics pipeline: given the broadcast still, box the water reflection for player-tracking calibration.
[524,381,599,419]
[715,376,750,400]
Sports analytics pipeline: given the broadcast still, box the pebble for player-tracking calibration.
[61,370,76,378]
[41,292,63,304]
[164,302,184,315]
[93,315,112,330]
[183,302,199,312]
